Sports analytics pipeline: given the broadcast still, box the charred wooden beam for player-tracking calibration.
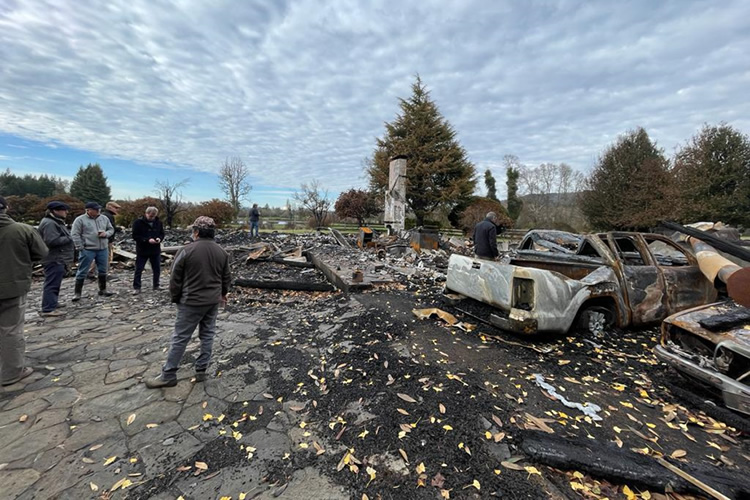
[660,221,750,261]
[233,278,334,292]
[520,430,749,498]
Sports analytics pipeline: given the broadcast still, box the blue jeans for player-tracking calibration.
[133,253,161,290]
[161,303,219,381]
[250,221,259,237]
[75,249,108,280]
[42,261,66,312]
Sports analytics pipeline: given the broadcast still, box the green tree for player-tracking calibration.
[580,128,673,230]
[673,124,750,226]
[484,169,498,201]
[69,163,111,205]
[504,155,523,223]
[366,76,477,226]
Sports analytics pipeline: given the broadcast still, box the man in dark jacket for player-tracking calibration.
[37,201,75,316]
[0,196,48,386]
[146,216,231,388]
[248,203,260,238]
[132,206,165,294]
[473,212,500,260]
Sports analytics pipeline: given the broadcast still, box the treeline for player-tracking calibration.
[580,124,750,230]
[0,169,69,198]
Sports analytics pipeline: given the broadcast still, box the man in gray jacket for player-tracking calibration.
[38,201,75,316]
[71,202,115,301]
[0,196,48,386]
[146,216,231,388]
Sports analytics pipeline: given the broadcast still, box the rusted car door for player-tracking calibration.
[605,233,666,326]
[643,235,717,314]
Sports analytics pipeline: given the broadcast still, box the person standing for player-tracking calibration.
[101,201,122,275]
[132,206,165,294]
[473,212,500,261]
[146,216,231,388]
[37,201,75,317]
[248,203,260,238]
[0,196,48,386]
[71,202,115,301]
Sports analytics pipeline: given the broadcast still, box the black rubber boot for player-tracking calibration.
[72,279,84,302]
[98,275,114,297]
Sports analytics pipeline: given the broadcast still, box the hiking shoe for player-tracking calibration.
[132,289,141,296]
[145,376,177,389]
[194,371,207,382]
[2,367,34,386]
[41,310,66,317]
[71,294,82,302]
[98,290,114,297]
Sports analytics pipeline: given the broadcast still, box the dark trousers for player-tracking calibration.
[162,303,219,380]
[133,253,161,290]
[42,261,66,312]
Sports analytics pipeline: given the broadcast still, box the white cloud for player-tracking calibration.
[0,0,749,193]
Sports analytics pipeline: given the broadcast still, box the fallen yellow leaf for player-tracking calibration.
[126,413,136,426]
[671,449,687,459]
[416,462,426,474]
[103,456,117,466]
[194,461,208,470]
[89,482,98,492]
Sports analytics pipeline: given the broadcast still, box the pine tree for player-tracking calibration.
[70,163,111,205]
[484,169,498,201]
[366,76,477,226]
[580,128,673,230]
[674,124,750,226]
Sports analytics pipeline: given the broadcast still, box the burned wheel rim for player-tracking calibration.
[578,306,614,335]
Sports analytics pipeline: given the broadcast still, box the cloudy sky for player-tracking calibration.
[1,0,748,206]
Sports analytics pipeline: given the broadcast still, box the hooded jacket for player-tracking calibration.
[38,213,75,264]
[71,213,114,251]
[0,213,48,299]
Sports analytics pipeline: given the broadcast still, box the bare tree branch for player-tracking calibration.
[293,180,331,228]
[154,178,190,228]
[218,156,252,215]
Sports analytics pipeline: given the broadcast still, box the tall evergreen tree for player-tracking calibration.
[580,128,673,230]
[366,76,477,226]
[69,163,111,205]
[673,124,750,227]
[484,169,498,201]
[506,167,523,222]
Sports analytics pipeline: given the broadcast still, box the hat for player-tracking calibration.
[47,201,70,211]
[191,216,216,229]
[85,202,102,210]
[0,196,6,210]
[105,201,121,211]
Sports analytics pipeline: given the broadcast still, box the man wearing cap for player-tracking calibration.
[0,196,48,386]
[146,216,231,388]
[473,212,500,261]
[71,202,115,301]
[37,201,75,316]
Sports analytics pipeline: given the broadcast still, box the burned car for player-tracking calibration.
[445,230,717,335]
[655,301,750,415]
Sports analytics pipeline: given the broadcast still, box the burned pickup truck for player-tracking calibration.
[654,225,750,415]
[445,230,717,335]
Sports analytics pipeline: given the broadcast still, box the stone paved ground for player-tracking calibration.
[0,270,351,500]
[2,258,749,500]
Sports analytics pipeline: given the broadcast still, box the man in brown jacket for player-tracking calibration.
[146,216,231,388]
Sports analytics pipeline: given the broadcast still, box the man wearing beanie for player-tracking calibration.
[146,216,231,388]
[37,201,75,316]
[0,196,48,386]
[70,201,115,301]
